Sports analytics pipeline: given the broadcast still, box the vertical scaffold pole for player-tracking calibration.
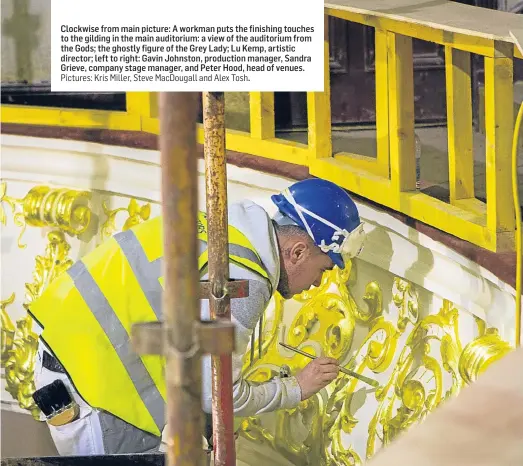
[159,92,204,466]
[203,91,236,466]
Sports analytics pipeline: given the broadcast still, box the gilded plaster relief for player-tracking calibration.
[238,263,513,465]
[0,182,151,416]
[0,180,514,464]
[3,231,74,418]
[101,198,151,239]
[1,293,17,367]
[0,182,91,249]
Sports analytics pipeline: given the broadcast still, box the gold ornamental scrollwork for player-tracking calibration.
[363,296,466,458]
[1,183,28,248]
[1,182,90,414]
[458,328,513,384]
[101,198,151,239]
[238,266,513,464]
[239,260,384,465]
[3,231,74,419]
[1,293,17,366]
[0,182,92,248]
[23,231,74,308]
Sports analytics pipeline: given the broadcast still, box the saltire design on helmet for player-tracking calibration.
[271,178,365,269]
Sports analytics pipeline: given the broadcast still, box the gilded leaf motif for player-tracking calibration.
[1,293,16,366]
[101,198,151,239]
[238,268,510,463]
[5,230,74,419]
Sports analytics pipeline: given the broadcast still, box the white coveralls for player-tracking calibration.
[33,200,302,459]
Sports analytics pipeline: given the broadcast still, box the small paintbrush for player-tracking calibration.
[279,342,380,388]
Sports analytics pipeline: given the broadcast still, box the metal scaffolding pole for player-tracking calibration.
[131,92,241,466]
[203,91,236,466]
[158,92,203,466]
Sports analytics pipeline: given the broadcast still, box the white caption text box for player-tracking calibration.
[51,0,324,92]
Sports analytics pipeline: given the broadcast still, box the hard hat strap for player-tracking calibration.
[283,189,342,232]
[282,189,317,241]
[282,188,355,254]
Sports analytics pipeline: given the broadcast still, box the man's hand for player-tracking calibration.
[295,357,339,400]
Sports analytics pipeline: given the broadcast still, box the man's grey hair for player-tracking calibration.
[272,221,311,241]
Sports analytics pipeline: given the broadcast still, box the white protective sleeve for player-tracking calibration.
[200,277,302,419]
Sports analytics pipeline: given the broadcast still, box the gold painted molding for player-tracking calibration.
[1,185,154,415]
[0,180,514,455]
[459,329,513,384]
[0,182,92,248]
[101,198,151,239]
[238,265,513,464]
[1,293,16,367]
[3,231,74,419]
[1,181,92,415]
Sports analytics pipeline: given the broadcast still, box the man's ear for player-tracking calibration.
[289,241,308,264]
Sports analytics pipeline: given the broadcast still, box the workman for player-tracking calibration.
[29,178,365,457]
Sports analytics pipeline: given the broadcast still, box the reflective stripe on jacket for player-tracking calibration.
[30,212,269,437]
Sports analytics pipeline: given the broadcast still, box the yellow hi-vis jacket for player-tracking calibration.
[29,212,269,437]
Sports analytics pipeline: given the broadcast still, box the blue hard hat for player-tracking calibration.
[271,179,364,269]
